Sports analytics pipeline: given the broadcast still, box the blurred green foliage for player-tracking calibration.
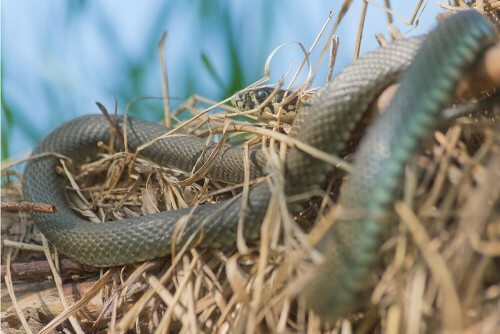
[1,95,12,161]
[2,1,267,161]
[3,1,440,162]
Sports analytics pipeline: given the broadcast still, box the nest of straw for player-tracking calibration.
[3,87,500,334]
[2,3,500,334]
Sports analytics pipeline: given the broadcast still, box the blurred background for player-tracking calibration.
[2,1,445,163]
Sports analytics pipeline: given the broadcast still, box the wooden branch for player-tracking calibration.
[1,201,57,214]
[1,259,100,281]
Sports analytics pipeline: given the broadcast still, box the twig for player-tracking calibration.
[1,201,57,214]
[0,259,100,280]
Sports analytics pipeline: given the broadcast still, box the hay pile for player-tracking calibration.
[2,2,500,333]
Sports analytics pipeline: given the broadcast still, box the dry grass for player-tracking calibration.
[2,1,500,333]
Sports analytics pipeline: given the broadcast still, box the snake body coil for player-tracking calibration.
[23,11,496,318]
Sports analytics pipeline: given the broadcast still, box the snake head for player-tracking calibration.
[231,87,301,123]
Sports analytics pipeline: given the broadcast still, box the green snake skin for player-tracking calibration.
[22,11,496,319]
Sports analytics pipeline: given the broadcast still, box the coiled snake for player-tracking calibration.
[23,11,497,319]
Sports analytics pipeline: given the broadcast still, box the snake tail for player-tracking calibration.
[303,10,497,319]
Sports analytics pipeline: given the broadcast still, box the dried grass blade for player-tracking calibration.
[40,236,85,334]
[38,269,115,334]
[395,201,463,331]
[4,247,34,334]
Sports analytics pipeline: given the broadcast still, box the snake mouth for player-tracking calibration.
[231,96,258,111]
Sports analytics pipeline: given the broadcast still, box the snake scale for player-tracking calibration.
[23,11,497,319]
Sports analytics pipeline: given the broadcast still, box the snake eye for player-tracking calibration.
[256,90,268,102]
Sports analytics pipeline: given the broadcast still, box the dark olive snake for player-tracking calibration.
[22,11,497,319]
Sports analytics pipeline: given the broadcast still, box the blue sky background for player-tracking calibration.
[2,1,445,161]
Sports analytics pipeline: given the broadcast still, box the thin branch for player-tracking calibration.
[1,201,57,214]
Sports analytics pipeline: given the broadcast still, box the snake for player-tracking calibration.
[22,10,497,319]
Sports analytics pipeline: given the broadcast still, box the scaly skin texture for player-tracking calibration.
[22,10,496,318]
[302,11,497,318]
